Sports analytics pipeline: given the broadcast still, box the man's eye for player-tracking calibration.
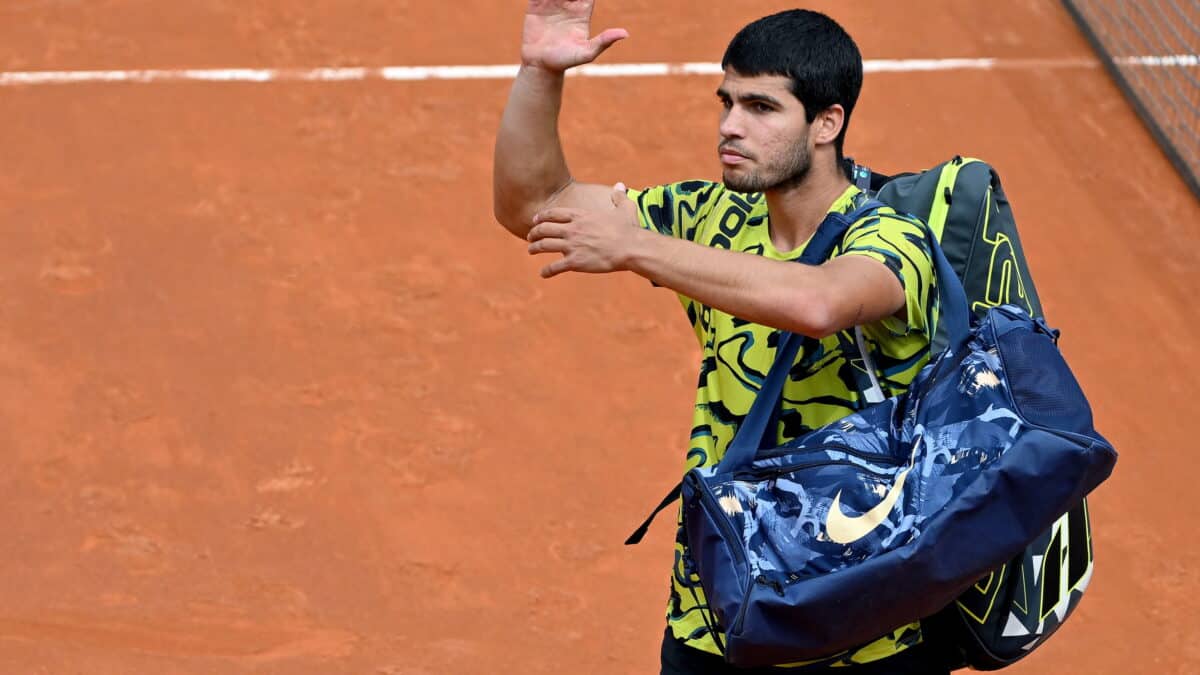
[720,99,732,110]
[754,103,772,113]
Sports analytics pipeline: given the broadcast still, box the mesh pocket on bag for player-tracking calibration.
[998,329,1095,434]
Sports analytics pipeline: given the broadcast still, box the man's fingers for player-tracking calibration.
[532,208,577,225]
[527,238,570,255]
[588,28,629,56]
[540,256,574,278]
[527,221,569,242]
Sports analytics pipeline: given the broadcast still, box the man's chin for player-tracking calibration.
[722,173,764,193]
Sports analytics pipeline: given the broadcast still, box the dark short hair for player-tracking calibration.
[721,9,863,158]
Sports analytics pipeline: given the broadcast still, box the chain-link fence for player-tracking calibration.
[1063,0,1200,199]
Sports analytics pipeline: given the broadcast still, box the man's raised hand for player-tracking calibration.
[521,0,628,73]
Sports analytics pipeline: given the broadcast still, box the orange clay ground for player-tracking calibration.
[0,1,1196,673]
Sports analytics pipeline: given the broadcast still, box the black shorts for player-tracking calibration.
[659,628,954,675]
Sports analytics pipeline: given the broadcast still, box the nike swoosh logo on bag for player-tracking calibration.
[825,467,911,544]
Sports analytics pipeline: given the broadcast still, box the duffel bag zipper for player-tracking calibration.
[735,455,903,483]
[755,441,898,465]
[687,471,754,638]
[688,471,749,568]
[729,575,788,637]
[756,574,785,595]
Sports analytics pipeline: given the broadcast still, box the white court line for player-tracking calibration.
[0,57,1107,86]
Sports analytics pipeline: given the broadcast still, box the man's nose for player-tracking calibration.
[719,109,744,140]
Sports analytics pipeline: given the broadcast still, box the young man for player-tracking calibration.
[494,3,950,673]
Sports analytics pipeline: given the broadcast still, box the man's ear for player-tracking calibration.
[811,104,845,147]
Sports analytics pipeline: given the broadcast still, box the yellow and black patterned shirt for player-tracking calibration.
[629,181,937,666]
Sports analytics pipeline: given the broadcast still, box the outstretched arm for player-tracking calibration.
[526,188,911,338]
[493,0,629,239]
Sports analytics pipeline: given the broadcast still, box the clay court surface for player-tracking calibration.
[0,1,1197,673]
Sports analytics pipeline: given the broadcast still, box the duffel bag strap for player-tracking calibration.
[852,326,886,404]
[625,482,682,545]
[720,203,972,475]
[718,200,886,474]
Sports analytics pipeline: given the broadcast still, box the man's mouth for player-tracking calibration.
[719,146,750,165]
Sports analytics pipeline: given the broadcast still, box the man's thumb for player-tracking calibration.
[589,28,629,57]
[611,182,628,207]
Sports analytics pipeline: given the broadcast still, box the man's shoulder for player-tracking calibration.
[853,202,926,227]
[844,204,931,243]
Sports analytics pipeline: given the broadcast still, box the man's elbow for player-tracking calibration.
[492,195,534,240]
[781,292,840,339]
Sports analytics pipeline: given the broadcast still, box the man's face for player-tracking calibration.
[716,70,813,193]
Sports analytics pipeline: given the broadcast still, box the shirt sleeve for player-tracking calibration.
[836,210,935,337]
[625,180,722,242]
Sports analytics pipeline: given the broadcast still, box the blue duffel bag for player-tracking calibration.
[678,200,1118,668]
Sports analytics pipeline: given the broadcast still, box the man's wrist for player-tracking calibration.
[622,227,663,275]
[518,62,568,80]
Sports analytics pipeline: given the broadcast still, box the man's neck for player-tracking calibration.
[764,164,852,252]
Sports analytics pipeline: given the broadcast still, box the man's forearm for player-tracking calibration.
[625,231,840,337]
[493,66,574,234]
